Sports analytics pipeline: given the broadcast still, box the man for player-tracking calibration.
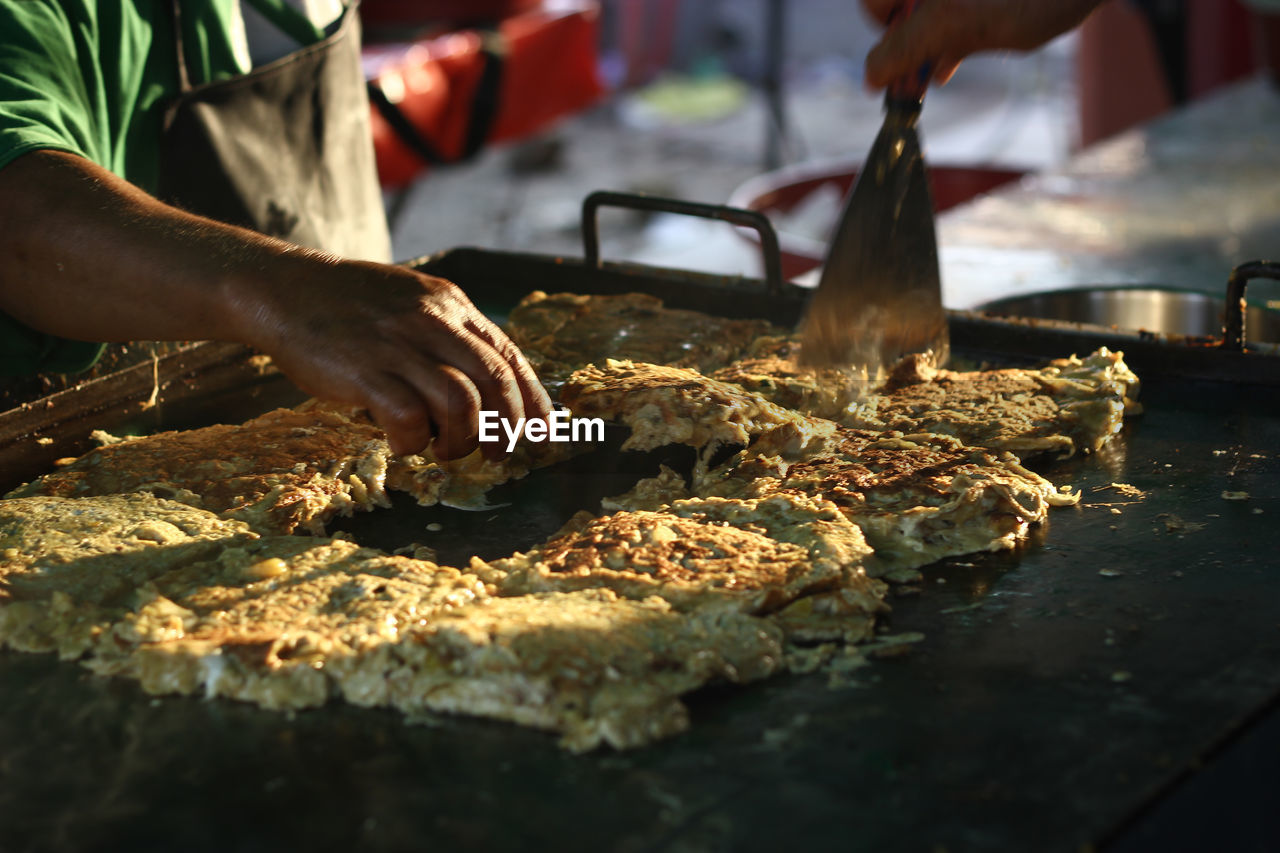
[860,0,1107,90]
[0,1,551,461]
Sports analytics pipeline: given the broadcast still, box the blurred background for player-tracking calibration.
[359,0,1275,280]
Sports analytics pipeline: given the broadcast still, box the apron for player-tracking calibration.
[159,0,392,263]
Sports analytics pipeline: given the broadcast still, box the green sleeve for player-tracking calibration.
[0,2,104,174]
[0,2,112,376]
[0,314,104,377]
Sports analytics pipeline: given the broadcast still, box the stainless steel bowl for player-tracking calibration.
[978,286,1280,343]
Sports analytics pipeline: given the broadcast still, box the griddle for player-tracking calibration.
[3,193,1280,853]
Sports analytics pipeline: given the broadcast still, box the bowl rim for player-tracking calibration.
[977,284,1230,314]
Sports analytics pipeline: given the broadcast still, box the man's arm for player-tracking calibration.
[860,0,1107,89]
[0,149,552,458]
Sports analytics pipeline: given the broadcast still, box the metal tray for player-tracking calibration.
[978,285,1280,343]
[2,193,1280,852]
[0,342,304,495]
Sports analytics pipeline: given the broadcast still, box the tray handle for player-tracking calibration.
[580,190,785,296]
[1223,260,1280,352]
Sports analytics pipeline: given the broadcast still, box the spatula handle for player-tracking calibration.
[886,0,930,105]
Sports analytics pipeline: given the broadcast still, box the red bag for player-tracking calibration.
[364,1,605,188]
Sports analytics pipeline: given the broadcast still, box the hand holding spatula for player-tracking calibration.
[798,0,948,378]
[861,0,1107,89]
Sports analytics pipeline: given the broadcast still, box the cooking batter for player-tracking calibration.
[0,1,551,460]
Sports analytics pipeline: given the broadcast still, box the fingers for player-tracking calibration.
[933,59,962,86]
[358,372,439,457]
[863,0,1103,91]
[400,362,485,460]
[252,260,553,460]
[860,0,898,25]
[359,360,486,460]
[375,275,552,460]
[426,323,525,422]
[403,276,553,451]
[865,7,957,90]
[464,315,554,422]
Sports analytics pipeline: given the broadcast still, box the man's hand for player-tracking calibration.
[0,150,551,459]
[860,0,1106,90]
[234,258,552,458]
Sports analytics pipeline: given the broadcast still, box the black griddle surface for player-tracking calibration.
[328,432,698,565]
[3,377,1280,853]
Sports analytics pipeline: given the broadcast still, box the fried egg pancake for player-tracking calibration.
[87,542,789,752]
[694,423,1078,575]
[88,536,489,712]
[477,493,881,619]
[5,513,792,753]
[0,494,256,658]
[560,360,811,453]
[385,590,787,752]
[8,402,549,534]
[711,343,1141,460]
[710,334,866,422]
[506,291,778,389]
[601,464,692,513]
[846,348,1141,459]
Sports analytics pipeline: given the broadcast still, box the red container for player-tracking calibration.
[365,2,605,188]
[728,158,1025,281]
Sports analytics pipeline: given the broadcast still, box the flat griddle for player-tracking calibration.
[2,194,1280,852]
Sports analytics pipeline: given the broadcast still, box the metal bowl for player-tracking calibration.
[978,286,1280,344]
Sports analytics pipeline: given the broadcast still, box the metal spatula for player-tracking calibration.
[799,2,948,376]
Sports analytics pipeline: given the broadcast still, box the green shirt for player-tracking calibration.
[0,0,323,376]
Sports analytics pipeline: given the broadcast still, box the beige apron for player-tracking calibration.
[160,0,392,262]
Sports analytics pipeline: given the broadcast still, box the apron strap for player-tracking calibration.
[170,0,193,93]
[464,29,507,161]
[367,27,508,167]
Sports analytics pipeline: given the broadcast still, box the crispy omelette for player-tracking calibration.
[477,493,883,623]
[0,288,1144,752]
[382,590,787,752]
[567,360,1079,576]
[845,348,1141,459]
[1,496,790,752]
[560,360,814,455]
[0,494,257,658]
[710,338,1140,459]
[97,556,786,752]
[505,291,779,390]
[8,401,555,535]
[710,334,867,422]
[89,536,490,712]
[0,491,798,751]
[692,423,1078,576]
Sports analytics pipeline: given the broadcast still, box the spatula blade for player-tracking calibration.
[799,102,948,377]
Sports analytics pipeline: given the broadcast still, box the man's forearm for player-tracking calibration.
[0,149,304,346]
[0,148,553,459]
